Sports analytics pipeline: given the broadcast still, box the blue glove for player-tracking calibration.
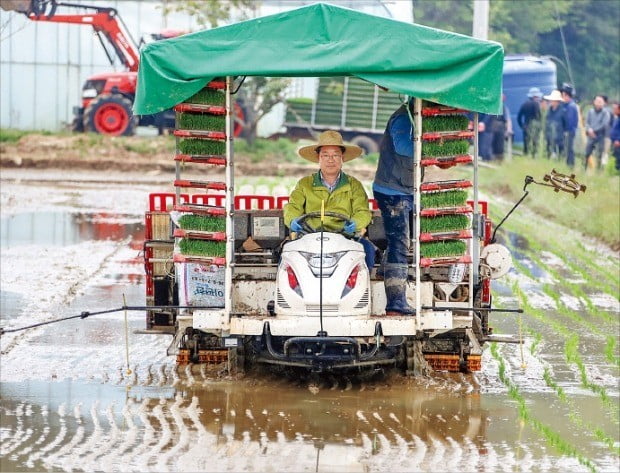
[290,218,303,233]
[343,220,356,234]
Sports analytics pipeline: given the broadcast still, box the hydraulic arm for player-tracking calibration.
[3,0,139,71]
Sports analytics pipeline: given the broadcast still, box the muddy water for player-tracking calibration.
[1,174,619,472]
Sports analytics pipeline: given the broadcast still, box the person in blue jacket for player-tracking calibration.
[373,99,417,316]
[561,83,579,167]
[610,102,620,171]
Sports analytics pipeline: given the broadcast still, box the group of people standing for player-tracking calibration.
[517,84,619,171]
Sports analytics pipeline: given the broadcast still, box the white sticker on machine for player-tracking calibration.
[253,216,280,238]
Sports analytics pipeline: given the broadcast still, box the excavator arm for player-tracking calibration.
[1,0,139,71]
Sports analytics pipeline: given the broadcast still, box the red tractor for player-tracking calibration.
[3,0,245,136]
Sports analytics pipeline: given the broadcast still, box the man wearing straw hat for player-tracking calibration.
[283,130,375,269]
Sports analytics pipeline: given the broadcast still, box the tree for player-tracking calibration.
[159,0,257,28]
[413,0,619,102]
[160,0,292,145]
[538,0,620,102]
[235,77,291,146]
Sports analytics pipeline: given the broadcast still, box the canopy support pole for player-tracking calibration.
[472,112,480,284]
[225,76,235,319]
[414,97,422,328]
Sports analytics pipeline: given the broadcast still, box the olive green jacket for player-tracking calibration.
[283,172,372,232]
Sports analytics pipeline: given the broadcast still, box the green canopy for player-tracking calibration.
[134,3,504,115]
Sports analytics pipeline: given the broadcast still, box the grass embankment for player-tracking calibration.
[471,156,619,250]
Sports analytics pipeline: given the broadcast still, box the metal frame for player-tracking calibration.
[472,112,480,285]
[225,76,235,318]
[413,98,422,329]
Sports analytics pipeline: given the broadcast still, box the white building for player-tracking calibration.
[0,0,412,132]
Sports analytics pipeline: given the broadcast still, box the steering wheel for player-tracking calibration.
[295,211,351,234]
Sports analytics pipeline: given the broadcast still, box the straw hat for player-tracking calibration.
[297,130,363,163]
[527,87,543,98]
[543,90,563,102]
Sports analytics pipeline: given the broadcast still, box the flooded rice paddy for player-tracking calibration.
[1,170,619,472]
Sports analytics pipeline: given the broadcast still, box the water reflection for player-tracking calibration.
[0,212,143,248]
[0,377,490,473]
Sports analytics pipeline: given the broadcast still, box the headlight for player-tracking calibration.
[82,88,98,99]
[299,251,346,268]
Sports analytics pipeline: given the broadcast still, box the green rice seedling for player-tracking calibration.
[177,113,226,131]
[186,88,225,105]
[542,283,601,336]
[527,328,543,355]
[575,242,620,289]
[490,342,596,472]
[419,240,466,258]
[420,190,468,208]
[178,138,226,155]
[422,115,469,132]
[604,336,620,367]
[523,248,615,325]
[179,239,226,257]
[422,139,469,157]
[420,214,469,233]
[512,281,619,420]
[178,215,226,232]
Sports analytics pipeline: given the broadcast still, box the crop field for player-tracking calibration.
[0,165,618,472]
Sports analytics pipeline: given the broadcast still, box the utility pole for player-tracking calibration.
[472,0,489,40]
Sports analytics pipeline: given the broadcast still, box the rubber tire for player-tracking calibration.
[350,135,379,155]
[83,94,136,136]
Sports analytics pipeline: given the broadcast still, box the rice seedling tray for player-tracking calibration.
[176,113,226,131]
[421,189,469,208]
[421,240,467,258]
[420,206,473,217]
[185,87,226,105]
[421,180,473,192]
[173,254,226,266]
[178,139,226,156]
[422,130,474,140]
[173,130,226,140]
[178,214,226,232]
[420,230,472,242]
[420,214,470,233]
[173,203,226,216]
[173,103,227,114]
[178,238,225,256]
[421,115,469,132]
[173,229,226,241]
[419,255,472,268]
[421,106,467,116]
[421,154,473,168]
[173,179,226,191]
[422,139,470,157]
[174,154,226,165]
[205,80,226,90]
